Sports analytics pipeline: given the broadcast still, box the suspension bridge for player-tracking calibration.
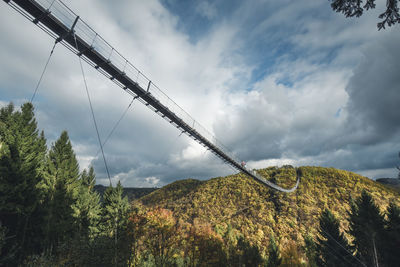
[3,0,300,192]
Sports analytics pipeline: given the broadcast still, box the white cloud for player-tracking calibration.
[1,0,399,187]
[196,2,217,20]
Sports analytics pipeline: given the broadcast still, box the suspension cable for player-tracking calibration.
[319,226,366,267]
[73,33,112,186]
[30,40,57,103]
[94,96,138,157]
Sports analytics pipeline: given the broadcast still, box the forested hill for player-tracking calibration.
[138,166,400,257]
[3,102,399,266]
[94,184,157,201]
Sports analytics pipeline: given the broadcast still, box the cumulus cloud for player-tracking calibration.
[1,0,399,187]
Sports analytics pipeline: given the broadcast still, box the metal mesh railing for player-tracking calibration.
[5,0,303,192]
[28,0,242,167]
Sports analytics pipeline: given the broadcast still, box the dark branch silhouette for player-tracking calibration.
[330,0,400,30]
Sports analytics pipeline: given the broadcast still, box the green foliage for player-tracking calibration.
[348,190,385,266]
[42,130,81,252]
[94,184,157,202]
[234,236,263,267]
[140,166,400,261]
[73,167,101,239]
[100,181,131,266]
[280,240,302,266]
[397,151,400,179]
[101,181,130,235]
[0,103,47,264]
[382,202,400,266]
[2,101,400,266]
[303,234,317,267]
[316,209,354,267]
[266,234,281,267]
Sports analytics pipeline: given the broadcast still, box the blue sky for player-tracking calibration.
[1,0,399,187]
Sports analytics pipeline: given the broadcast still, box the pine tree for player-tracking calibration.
[316,209,354,267]
[348,190,385,267]
[304,234,317,267]
[42,130,80,253]
[0,103,47,263]
[68,167,102,266]
[73,167,101,239]
[266,234,281,267]
[235,236,263,267]
[382,202,400,266]
[397,151,400,179]
[101,181,130,266]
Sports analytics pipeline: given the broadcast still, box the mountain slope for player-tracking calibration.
[94,185,157,202]
[138,166,400,255]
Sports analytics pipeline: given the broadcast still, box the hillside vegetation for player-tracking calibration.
[94,184,157,202]
[139,166,400,256]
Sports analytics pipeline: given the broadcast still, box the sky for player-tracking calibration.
[1,0,399,187]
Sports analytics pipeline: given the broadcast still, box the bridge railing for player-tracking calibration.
[30,0,242,167]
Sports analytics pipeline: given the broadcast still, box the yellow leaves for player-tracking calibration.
[135,166,400,263]
[145,207,175,229]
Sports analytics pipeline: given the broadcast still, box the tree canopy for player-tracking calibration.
[330,0,400,30]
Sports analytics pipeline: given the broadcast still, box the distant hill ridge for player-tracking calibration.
[137,166,400,255]
[376,177,400,192]
[94,184,157,201]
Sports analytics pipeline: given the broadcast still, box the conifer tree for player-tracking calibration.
[266,234,281,267]
[101,181,130,265]
[0,103,47,263]
[67,167,102,266]
[382,202,400,266]
[316,209,354,267]
[42,130,80,253]
[304,234,317,267]
[348,190,385,267]
[396,151,400,179]
[73,167,101,239]
[235,236,263,267]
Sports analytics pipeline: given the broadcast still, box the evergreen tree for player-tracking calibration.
[397,151,400,179]
[101,181,130,266]
[304,234,317,267]
[68,167,102,266]
[42,130,80,253]
[266,234,281,267]
[235,236,263,267]
[0,103,47,263]
[348,190,385,267]
[316,209,354,267]
[73,166,101,239]
[382,202,400,266]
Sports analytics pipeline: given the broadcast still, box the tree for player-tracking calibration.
[184,220,227,267]
[126,207,148,266]
[266,234,281,267]
[0,103,47,264]
[73,167,101,239]
[42,130,81,253]
[348,190,385,267]
[316,209,354,267]
[396,151,400,179]
[143,208,179,267]
[303,234,317,267]
[101,181,131,266]
[234,236,263,267]
[330,0,400,30]
[280,240,302,267]
[382,202,400,266]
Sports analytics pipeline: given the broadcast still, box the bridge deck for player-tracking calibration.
[4,0,299,192]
